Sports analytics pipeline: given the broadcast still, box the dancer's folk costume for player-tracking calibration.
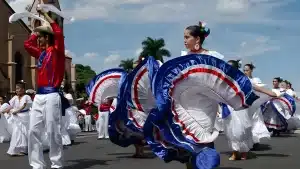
[143,53,259,169]
[7,82,32,156]
[85,68,130,145]
[0,100,11,143]
[23,10,66,169]
[64,94,81,143]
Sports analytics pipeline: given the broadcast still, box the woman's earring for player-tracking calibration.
[194,44,200,51]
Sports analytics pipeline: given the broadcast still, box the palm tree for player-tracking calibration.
[140,37,171,62]
[119,58,134,72]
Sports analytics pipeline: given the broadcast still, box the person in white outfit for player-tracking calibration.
[243,63,274,151]
[64,93,81,144]
[7,81,32,156]
[97,98,111,139]
[0,96,11,143]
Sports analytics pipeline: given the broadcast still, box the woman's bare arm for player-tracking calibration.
[253,85,278,97]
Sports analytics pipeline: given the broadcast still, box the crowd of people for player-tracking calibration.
[2,4,299,169]
[84,21,300,169]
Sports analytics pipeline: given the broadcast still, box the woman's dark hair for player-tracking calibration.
[286,81,292,87]
[16,80,26,89]
[273,77,283,83]
[228,60,241,69]
[185,22,210,45]
[244,63,255,70]
[281,80,288,84]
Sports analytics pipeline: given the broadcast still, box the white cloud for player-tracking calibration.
[236,35,280,58]
[58,0,293,25]
[67,50,123,73]
[216,0,249,14]
[83,52,99,59]
[8,0,295,26]
[104,54,121,64]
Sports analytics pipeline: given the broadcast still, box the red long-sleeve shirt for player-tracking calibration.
[82,102,92,115]
[24,23,65,88]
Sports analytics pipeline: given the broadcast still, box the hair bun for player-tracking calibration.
[198,21,210,37]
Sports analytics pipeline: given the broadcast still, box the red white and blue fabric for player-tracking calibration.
[85,68,125,106]
[107,72,143,147]
[143,54,259,169]
[124,57,159,134]
[262,93,296,131]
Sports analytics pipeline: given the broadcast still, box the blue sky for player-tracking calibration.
[8,0,300,91]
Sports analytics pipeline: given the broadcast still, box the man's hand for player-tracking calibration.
[36,6,55,24]
[36,6,47,15]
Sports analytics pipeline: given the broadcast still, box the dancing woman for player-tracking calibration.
[7,81,32,156]
[243,63,277,151]
[223,60,278,160]
[143,21,259,169]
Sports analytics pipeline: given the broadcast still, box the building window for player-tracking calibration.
[15,52,23,83]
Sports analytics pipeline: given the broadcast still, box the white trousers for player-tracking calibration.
[84,115,92,131]
[97,111,109,138]
[28,93,63,169]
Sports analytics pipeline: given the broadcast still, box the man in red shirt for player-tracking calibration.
[97,97,112,139]
[82,100,93,131]
[24,8,65,169]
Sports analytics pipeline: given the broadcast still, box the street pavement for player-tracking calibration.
[0,132,299,169]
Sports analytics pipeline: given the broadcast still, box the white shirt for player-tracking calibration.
[9,95,32,112]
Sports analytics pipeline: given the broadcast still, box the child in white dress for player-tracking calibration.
[7,81,32,156]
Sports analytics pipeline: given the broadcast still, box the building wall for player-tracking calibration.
[0,0,9,81]
[0,0,32,98]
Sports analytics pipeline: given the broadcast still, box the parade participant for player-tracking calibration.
[184,22,224,59]
[0,95,11,143]
[64,94,81,144]
[7,81,32,156]
[243,63,273,151]
[263,77,285,136]
[83,101,93,132]
[97,98,111,139]
[143,22,259,169]
[222,60,253,160]
[222,60,278,160]
[122,56,162,158]
[272,77,282,90]
[24,7,65,169]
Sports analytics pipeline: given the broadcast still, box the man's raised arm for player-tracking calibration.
[24,33,41,59]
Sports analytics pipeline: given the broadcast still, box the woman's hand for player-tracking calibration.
[12,110,19,115]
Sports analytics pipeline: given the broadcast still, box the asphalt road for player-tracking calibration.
[0,132,299,169]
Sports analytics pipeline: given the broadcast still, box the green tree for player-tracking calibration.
[75,64,96,98]
[140,37,171,62]
[119,58,134,72]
